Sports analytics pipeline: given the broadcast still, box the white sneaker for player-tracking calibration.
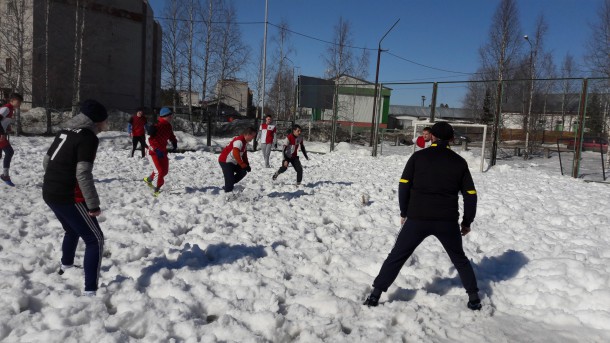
[82,291,97,297]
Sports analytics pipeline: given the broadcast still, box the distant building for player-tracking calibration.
[388,105,478,129]
[0,0,162,111]
[309,74,392,128]
[215,79,251,116]
[179,91,200,107]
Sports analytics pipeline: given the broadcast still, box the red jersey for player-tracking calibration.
[283,133,304,158]
[259,123,276,144]
[129,114,147,136]
[0,103,15,148]
[148,118,177,152]
[219,135,249,166]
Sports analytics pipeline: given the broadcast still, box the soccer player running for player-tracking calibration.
[272,124,309,186]
[144,107,177,196]
[43,99,108,296]
[0,93,23,186]
[364,121,482,311]
[218,127,256,193]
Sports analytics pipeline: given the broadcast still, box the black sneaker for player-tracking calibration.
[363,295,379,307]
[272,172,278,181]
[467,299,482,311]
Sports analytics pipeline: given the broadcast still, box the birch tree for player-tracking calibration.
[71,0,86,117]
[161,0,185,113]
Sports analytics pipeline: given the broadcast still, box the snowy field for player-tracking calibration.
[1,131,609,342]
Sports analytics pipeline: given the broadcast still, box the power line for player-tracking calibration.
[266,22,375,51]
[153,16,264,25]
[385,52,478,75]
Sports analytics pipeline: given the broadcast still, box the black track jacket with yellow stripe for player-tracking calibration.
[398,140,477,227]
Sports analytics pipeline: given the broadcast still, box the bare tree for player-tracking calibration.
[267,20,295,120]
[44,0,52,133]
[585,0,610,79]
[71,0,86,117]
[182,0,200,124]
[323,17,356,80]
[0,0,34,134]
[479,0,523,82]
[161,0,185,113]
[211,2,249,118]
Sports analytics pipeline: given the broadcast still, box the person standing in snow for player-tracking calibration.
[128,107,148,158]
[43,99,108,296]
[144,107,177,196]
[272,124,309,186]
[218,127,256,193]
[258,115,276,168]
[402,126,432,151]
[364,121,482,310]
[0,93,23,186]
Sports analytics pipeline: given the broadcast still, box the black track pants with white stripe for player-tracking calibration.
[46,202,104,292]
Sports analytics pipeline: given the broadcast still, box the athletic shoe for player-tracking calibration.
[153,187,161,197]
[1,174,15,187]
[467,299,482,311]
[58,264,73,275]
[82,291,96,297]
[143,177,153,188]
[272,172,278,181]
[295,182,301,186]
[363,294,379,307]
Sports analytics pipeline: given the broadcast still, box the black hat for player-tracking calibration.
[430,121,454,141]
[81,99,108,123]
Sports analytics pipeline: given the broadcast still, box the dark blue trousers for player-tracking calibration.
[219,162,247,192]
[1,144,13,169]
[373,219,479,295]
[46,202,104,291]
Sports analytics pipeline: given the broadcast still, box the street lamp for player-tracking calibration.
[370,18,400,155]
[524,35,534,159]
[421,95,426,107]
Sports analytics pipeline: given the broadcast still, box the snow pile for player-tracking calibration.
[0,132,609,342]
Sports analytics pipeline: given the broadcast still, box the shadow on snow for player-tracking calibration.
[137,242,267,289]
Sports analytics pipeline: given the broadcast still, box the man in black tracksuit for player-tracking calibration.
[43,99,107,296]
[364,121,482,310]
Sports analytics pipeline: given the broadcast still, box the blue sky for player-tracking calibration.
[148,0,604,107]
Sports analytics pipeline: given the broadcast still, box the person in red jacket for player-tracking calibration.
[128,107,148,158]
[272,124,309,185]
[218,127,256,193]
[0,93,23,186]
[403,127,432,151]
[144,107,177,196]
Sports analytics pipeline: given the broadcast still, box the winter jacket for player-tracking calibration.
[398,140,477,226]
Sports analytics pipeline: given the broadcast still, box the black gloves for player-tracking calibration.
[245,165,252,172]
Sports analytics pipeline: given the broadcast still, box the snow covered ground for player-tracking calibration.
[1,132,609,342]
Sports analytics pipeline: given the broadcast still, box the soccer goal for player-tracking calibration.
[412,121,488,172]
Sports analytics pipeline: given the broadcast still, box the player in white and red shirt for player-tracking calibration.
[272,124,309,185]
[258,115,276,168]
[218,127,257,192]
[0,93,23,186]
[405,127,432,151]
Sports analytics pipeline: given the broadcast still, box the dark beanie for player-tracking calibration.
[80,99,108,123]
[430,121,454,141]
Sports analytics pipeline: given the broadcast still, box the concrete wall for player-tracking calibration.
[14,0,161,111]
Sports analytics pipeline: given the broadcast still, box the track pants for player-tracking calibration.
[149,153,169,189]
[1,142,14,169]
[260,143,272,167]
[373,219,479,295]
[219,161,247,192]
[276,156,303,183]
[131,136,147,158]
[46,202,104,292]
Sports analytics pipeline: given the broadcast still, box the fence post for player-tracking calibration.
[429,82,438,123]
[572,78,588,178]
[490,81,504,166]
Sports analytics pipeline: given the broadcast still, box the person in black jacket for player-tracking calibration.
[43,99,107,296]
[364,121,482,310]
